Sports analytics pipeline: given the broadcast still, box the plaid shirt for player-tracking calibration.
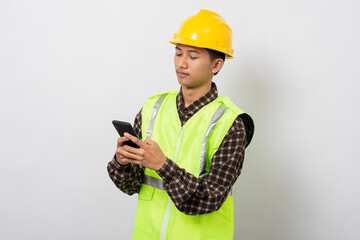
[107,83,247,215]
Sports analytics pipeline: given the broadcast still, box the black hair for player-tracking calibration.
[205,48,226,76]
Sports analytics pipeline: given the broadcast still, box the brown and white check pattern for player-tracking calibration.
[107,83,247,215]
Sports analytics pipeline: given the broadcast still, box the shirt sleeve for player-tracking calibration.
[107,109,144,195]
[156,116,247,215]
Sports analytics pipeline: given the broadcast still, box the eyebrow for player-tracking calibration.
[175,46,200,54]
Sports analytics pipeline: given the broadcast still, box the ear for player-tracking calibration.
[211,58,224,75]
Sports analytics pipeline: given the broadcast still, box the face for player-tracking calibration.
[174,44,221,89]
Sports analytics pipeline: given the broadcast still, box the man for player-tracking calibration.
[107,9,254,240]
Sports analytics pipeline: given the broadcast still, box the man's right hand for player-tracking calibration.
[115,136,130,165]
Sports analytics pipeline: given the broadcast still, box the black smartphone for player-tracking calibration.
[112,120,140,148]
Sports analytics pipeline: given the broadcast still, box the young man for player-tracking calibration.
[107,9,254,240]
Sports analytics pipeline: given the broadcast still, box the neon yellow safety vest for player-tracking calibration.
[132,90,254,240]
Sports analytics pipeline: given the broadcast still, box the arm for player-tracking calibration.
[157,116,246,215]
[107,109,144,195]
[117,116,246,215]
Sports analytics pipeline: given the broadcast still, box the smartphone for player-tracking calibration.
[112,120,140,148]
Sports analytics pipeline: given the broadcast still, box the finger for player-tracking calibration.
[117,136,130,147]
[116,156,129,165]
[120,147,143,161]
[116,146,126,159]
[115,148,129,164]
[124,133,145,148]
[123,144,142,155]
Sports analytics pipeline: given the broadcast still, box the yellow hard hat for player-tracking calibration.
[168,9,234,59]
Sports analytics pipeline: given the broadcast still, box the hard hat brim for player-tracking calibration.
[167,40,233,59]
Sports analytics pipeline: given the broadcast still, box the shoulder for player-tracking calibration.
[232,116,246,131]
[227,116,246,142]
[215,96,245,115]
[142,90,178,113]
[217,96,254,148]
[141,90,179,129]
[146,90,178,102]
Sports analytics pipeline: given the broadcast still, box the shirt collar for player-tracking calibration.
[176,82,218,114]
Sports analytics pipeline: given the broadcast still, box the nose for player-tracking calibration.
[178,55,188,69]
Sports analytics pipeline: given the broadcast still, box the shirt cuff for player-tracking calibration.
[156,158,179,182]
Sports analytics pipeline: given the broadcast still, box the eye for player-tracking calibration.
[176,52,182,57]
[190,55,198,60]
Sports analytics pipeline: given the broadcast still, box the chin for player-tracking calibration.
[178,78,190,86]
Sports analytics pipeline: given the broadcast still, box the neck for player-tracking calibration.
[181,82,212,107]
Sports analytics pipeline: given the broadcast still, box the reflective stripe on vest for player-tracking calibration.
[199,105,227,178]
[146,96,166,138]
[143,174,165,190]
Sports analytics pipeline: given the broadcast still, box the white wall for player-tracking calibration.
[1,0,359,239]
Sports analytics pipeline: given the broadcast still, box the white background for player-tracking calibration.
[1,0,359,239]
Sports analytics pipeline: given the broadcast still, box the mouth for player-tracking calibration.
[176,71,189,78]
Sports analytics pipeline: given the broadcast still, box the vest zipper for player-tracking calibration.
[161,126,183,240]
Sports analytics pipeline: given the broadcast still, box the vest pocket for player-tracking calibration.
[138,184,155,200]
